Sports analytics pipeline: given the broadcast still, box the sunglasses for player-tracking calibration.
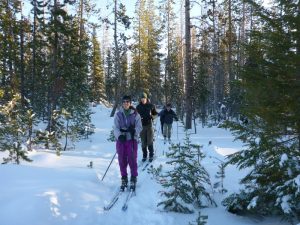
[123,100,130,103]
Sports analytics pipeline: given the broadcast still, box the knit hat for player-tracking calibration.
[122,95,131,102]
[140,92,147,99]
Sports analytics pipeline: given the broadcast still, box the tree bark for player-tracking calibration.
[48,0,59,131]
[184,0,192,129]
[211,0,219,115]
[297,1,300,152]
[110,0,122,117]
[228,0,233,85]
[20,6,25,104]
[31,0,37,104]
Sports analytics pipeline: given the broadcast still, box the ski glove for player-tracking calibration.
[128,126,135,136]
[120,128,128,132]
[118,134,126,143]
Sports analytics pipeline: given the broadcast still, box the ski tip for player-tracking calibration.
[122,206,128,211]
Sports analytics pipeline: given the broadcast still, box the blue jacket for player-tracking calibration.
[159,109,178,125]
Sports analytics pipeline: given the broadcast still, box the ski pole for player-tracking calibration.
[101,152,117,181]
[177,121,178,140]
[130,131,135,170]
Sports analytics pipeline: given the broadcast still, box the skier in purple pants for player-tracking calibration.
[114,95,142,191]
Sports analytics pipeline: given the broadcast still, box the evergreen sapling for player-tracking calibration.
[0,94,35,164]
[212,157,227,194]
[157,133,215,213]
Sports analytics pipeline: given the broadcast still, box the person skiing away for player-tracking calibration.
[159,103,178,143]
[136,92,158,162]
[113,95,142,191]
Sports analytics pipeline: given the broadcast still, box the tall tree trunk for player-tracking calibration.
[164,0,171,105]
[297,1,300,152]
[180,0,185,119]
[6,0,14,94]
[184,0,192,129]
[240,0,246,67]
[48,0,59,131]
[110,0,122,117]
[228,0,233,85]
[212,0,219,115]
[2,2,7,89]
[31,0,37,104]
[164,0,172,104]
[249,4,253,43]
[138,13,141,94]
[20,6,25,104]
[297,1,300,85]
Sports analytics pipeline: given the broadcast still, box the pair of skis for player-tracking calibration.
[103,162,154,211]
[103,187,135,211]
[103,158,155,211]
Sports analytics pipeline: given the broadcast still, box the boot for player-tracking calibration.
[148,145,154,162]
[120,176,128,192]
[130,176,137,191]
[142,147,147,162]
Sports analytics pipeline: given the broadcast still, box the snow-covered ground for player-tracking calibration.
[0,105,287,225]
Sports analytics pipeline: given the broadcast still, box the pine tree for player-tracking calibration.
[189,0,254,122]
[168,37,184,114]
[220,0,243,118]
[105,49,115,102]
[159,0,183,107]
[130,0,162,103]
[90,26,106,103]
[0,0,96,156]
[45,0,92,142]
[222,0,300,221]
[192,32,210,125]
[28,0,49,117]
[157,134,215,213]
[44,0,90,131]
[119,49,129,94]
[108,1,131,116]
[0,0,22,99]
[130,0,147,97]
[0,94,34,164]
[213,159,227,194]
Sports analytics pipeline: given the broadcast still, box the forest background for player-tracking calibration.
[0,0,299,223]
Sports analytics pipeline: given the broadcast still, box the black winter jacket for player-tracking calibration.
[136,101,158,126]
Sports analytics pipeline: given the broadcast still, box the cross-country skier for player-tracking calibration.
[136,92,158,162]
[159,103,178,143]
[113,95,142,191]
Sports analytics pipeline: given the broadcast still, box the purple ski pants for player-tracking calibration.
[116,140,138,177]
